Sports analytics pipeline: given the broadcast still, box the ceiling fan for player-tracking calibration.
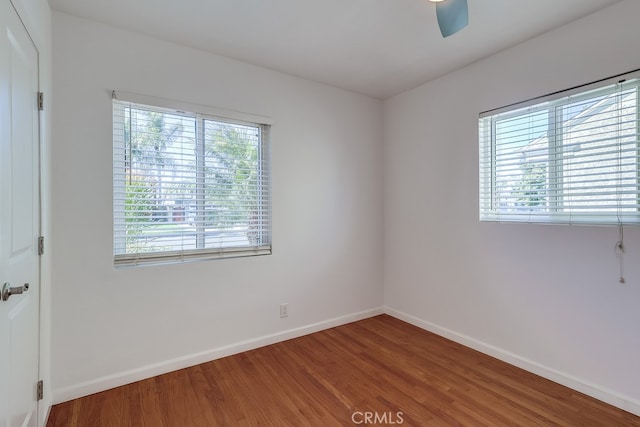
[429,0,469,38]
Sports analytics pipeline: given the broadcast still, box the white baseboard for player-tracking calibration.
[384,306,640,417]
[53,307,384,404]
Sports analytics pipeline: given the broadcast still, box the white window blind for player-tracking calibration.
[479,71,640,225]
[113,94,271,266]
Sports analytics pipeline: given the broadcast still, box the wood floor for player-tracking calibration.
[47,315,640,426]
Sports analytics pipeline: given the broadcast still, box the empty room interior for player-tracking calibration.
[2,0,640,425]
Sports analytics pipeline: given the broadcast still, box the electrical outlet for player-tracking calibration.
[280,303,288,318]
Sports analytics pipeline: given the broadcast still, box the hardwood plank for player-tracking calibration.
[47,315,640,426]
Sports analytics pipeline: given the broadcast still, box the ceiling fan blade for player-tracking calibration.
[436,0,469,38]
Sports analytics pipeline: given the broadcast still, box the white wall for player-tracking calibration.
[51,0,640,416]
[384,0,640,415]
[9,0,53,424]
[51,11,384,402]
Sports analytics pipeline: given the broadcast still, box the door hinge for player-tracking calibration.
[37,380,43,401]
[37,92,44,111]
[38,236,44,255]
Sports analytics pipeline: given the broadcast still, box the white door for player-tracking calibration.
[0,0,41,426]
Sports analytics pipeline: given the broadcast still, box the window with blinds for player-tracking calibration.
[113,94,271,266]
[479,71,640,224]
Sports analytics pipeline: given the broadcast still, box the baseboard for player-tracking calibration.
[384,306,640,417]
[53,307,384,404]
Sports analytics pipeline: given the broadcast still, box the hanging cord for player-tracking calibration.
[614,81,625,284]
[615,224,625,284]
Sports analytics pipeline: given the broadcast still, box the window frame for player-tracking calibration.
[479,70,640,225]
[112,91,273,267]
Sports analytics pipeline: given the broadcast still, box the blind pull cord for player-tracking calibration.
[615,223,625,284]
[614,83,624,285]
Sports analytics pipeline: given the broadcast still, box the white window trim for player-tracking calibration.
[112,91,273,267]
[479,69,640,225]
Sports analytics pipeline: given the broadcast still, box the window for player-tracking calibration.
[113,93,271,266]
[479,71,640,224]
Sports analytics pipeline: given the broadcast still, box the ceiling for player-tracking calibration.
[48,0,620,99]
